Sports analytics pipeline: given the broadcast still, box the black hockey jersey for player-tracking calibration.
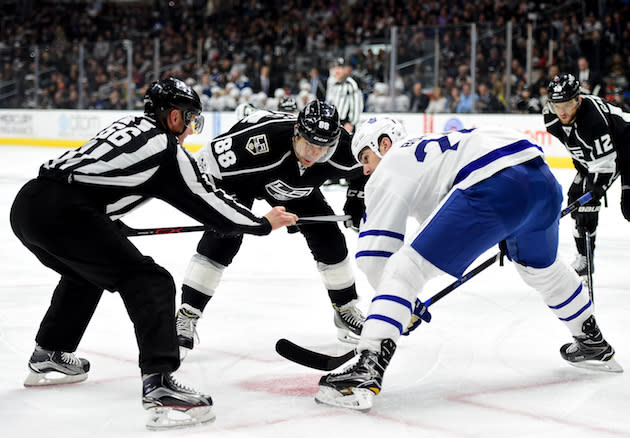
[543,95,630,176]
[39,115,271,236]
[196,110,364,206]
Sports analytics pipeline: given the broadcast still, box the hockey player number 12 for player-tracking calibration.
[593,134,613,157]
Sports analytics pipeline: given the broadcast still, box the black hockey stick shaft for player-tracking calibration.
[119,215,351,237]
[275,192,594,371]
[585,230,594,305]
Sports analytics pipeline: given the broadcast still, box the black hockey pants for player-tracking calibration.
[10,178,179,375]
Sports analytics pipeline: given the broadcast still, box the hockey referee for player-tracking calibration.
[326,57,364,133]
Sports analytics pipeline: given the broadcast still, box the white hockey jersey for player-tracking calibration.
[357,127,545,288]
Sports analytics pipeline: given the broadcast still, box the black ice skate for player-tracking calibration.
[23,345,90,387]
[560,316,623,373]
[142,372,215,430]
[176,305,201,359]
[333,299,365,344]
[315,339,396,411]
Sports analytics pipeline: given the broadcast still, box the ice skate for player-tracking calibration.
[142,372,215,430]
[571,253,593,277]
[176,304,201,359]
[560,316,623,373]
[315,339,396,411]
[333,299,365,344]
[24,345,90,387]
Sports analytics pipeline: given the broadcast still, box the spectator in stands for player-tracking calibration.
[475,82,504,113]
[309,66,327,101]
[456,82,477,113]
[576,57,603,96]
[409,82,429,112]
[447,86,461,113]
[425,86,447,113]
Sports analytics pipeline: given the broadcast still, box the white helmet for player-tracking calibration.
[235,102,258,120]
[351,116,407,162]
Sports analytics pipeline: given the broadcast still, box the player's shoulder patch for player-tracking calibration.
[246,134,270,156]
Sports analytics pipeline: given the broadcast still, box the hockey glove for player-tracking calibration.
[402,298,432,336]
[343,188,365,231]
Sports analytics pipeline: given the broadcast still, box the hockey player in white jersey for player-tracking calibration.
[315,117,623,412]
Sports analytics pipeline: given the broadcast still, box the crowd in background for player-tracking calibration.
[2,0,630,113]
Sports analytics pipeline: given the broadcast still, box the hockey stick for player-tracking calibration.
[584,230,594,305]
[275,192,594,371]
[118,215,351,237]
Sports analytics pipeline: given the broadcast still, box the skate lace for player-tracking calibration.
[166,375,196,394]
[338,302,365,328]
[176,310,199,338]
[60,352,81,366]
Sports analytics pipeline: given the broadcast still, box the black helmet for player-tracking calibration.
[547,74,580,102]
[296,100,341,148]
[144,77,203,134]
[277,96,298,113]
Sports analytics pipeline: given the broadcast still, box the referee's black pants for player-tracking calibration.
[10,178,179,375]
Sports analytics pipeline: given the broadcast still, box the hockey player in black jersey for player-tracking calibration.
[9,77,297,430]
[176,100,368,356]
[544,73,630,276]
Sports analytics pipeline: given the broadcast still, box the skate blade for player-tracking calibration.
[314,386,374,411]
[145,405,215,430]
[24,370,88,387]
[336,328,360,345]
[565,357,624,373]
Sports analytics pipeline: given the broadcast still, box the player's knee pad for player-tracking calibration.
[515,257,592,335]
[183,253,226,297]
[318,256,354,290]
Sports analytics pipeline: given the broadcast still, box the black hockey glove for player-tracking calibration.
[343,188,365,231]
[402,298,432,336]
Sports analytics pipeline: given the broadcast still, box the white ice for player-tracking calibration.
[1,145,629,438]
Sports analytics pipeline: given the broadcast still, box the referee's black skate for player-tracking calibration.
[560,316,623,373]
[24,345,90,387]
[315,339,396,411]
[142,372,215,430]
[333,299,365,344]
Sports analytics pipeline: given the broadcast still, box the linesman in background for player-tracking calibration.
[544,73,630,277]
[326,57,364,134]
[10,77,296,430]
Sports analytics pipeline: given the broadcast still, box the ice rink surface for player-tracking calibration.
[1,145,629,437]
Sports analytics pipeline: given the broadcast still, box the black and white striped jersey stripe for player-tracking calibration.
[326,76,363,126]
[40,115,270,234]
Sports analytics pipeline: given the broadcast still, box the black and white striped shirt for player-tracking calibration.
[326,76,363,128]
[39,114,271,236]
